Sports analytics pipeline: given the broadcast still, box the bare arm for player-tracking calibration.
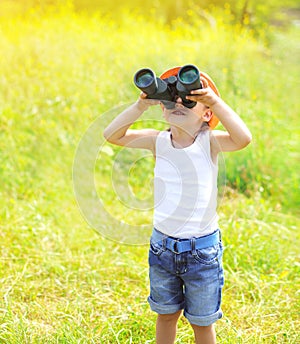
[103,94,160,154]
[187,88,252,154]
[209,98,252,153]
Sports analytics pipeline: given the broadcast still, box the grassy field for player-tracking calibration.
[0,5,299,343]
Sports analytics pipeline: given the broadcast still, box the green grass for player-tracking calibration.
[0,7,299,343]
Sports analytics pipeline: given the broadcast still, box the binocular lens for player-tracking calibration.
[178,65,199,84]
[134,64,200,107]
[135,70,155,88]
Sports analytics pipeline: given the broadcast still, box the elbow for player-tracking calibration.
[103,128,110,141]
[103,128,122,145]
[103,128,114,143]
[234,132,252,150]
[246,131,252,146]
[241,132,252,148]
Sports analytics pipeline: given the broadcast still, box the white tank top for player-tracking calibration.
[153,130,219,238]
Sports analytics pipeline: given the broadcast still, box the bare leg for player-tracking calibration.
[191,324,217,344]
[156,310,182,344]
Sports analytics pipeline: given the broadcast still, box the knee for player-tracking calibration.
[157,310,182,323]
[191,323,214,332]
[191,324,216,343]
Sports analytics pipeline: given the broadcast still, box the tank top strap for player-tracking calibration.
[155,130,171,154]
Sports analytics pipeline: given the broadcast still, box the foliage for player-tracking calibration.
[0,4,299,343]
[1,0,300,34]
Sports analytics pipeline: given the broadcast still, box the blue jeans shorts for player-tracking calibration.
[148,228,224,326]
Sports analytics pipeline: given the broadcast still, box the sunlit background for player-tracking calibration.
[0,0,299,342]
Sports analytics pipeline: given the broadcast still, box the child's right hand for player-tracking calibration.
[136,92,161,111]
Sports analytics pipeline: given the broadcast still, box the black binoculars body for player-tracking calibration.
[134,64,202,109]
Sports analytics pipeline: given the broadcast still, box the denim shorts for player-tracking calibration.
[148,228,224,326]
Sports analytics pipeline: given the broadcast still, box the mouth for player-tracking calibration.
[171,110,186,116]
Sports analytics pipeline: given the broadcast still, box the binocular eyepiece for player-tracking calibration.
[134,64,202,109]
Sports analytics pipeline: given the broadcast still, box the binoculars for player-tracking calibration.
[134,64,202,109]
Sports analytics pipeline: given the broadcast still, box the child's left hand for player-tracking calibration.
[186,77,219,108]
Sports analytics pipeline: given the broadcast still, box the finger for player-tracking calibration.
[190,89,207,95]
[186,94,202,100]
[200,77,209,88]
[140,92,148,99]
[185,94,202,102]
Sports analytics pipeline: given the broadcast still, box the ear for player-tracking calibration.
[202,108,213,123]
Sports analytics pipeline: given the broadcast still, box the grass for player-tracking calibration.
[0,6,299,343]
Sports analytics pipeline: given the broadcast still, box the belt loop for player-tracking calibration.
[162,235,167,251]
[218,229,222,242]
[191,237,197,256]
[173,239,180,254]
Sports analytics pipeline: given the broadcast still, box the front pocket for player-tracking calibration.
[193,243,221,265]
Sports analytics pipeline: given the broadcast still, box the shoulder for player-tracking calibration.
[109,128,160,154]
[209,130,225,164]
[129,128,161,154]
[210,129,232,150]
[210,129,249,153]
[210,130,225,142]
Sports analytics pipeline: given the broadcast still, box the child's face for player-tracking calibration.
[162,97,212,129]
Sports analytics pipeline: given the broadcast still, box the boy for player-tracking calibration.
[103,66,252,343]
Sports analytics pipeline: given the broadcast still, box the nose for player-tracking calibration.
[174,96,185,109]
